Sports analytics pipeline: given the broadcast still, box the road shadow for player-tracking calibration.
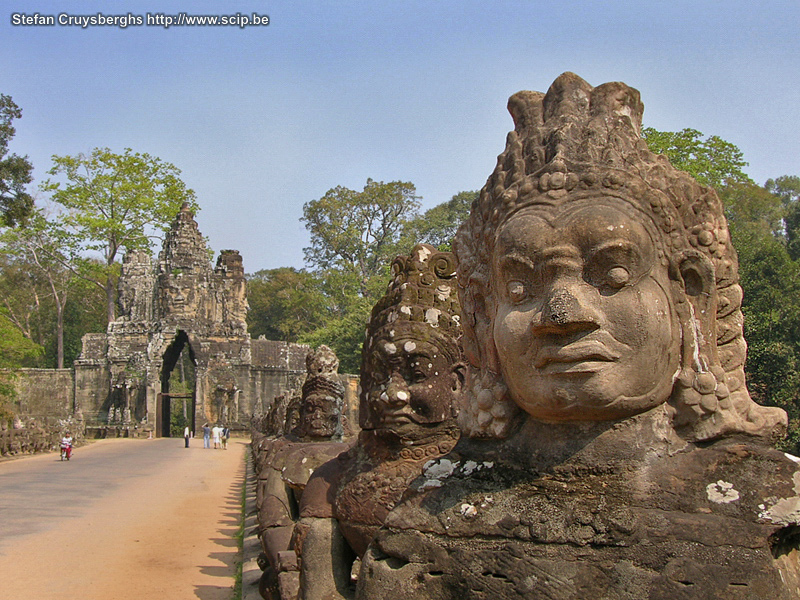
[193,450,246,600]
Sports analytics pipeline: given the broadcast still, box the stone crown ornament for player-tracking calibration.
[369,243,462,335]
[301,345,345,401]
[453,72,787,442]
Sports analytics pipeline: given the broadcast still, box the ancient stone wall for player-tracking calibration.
[0,368,79,456]
[4,369,74,423]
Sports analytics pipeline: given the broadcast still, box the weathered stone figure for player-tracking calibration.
[357,73,800,599]
[296,244,465,599]
[255,345,351,600]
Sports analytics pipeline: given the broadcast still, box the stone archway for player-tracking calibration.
[158,330,197,438]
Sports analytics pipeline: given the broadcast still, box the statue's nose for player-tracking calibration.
[383,372,410,407]
[540,284,599,329]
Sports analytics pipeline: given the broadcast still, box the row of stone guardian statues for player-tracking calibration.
[252,73,800,599]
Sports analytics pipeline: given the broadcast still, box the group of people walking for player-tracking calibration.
[183,423,230,448]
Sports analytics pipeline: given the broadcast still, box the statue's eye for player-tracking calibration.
[408,358,432,383]
[507,280,528,303]
[606,266,630,288]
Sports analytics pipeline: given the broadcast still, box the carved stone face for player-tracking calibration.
[299,393,340,438]
[492,199,681,421]
[365,329,462,435]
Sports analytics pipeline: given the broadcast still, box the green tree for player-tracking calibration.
[0,311,43,424]
[247,267,327,342]
[42,148,197,324]
[642,127,752,189]
[302,179,420,297]
[645,127,800,450]
[299,179,422,369]
[767,176,800,261]
[407,190,477,250]
[56,276,106,368]
[0,94,34,227]
[300,296,373,374]
[0,211,77,367]
[721,182,800,449]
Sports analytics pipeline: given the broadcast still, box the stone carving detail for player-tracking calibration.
[453,73,784,443]
[253,345,351,600]
[356,74,800,599]
[155,203,248,336]
[118,250,154,323]
[296,244,464,599]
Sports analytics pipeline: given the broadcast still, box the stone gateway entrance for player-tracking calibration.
[73,204,309,437]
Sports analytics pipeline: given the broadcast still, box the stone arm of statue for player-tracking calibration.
[259,471,298,570]
[296,516,355,600]
[295,457,356,600]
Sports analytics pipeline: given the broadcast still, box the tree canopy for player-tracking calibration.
[246,181,479,372]
[42,147,197,323]
[407,190,477,251]
[0,309,43,424]
[1,211,84,368]
[0,94,34,227]
[302,178,420,297]
[247,267,327,342]
[642,127,752,189]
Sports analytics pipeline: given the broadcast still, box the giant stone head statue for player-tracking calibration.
[360,244,464,438]
[295,345,346,440]
[453,72,786,442]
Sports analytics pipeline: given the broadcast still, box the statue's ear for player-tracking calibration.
[670,250,718,367]
[450,362,466,393]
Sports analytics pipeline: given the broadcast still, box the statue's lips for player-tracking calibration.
[380,412,414,425]
[533,340,621,372]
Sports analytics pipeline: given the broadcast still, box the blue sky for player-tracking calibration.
[2,0,798,271]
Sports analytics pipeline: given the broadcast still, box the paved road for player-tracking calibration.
[0,437,246,600]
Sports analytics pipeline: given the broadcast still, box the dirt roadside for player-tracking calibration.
[1,438,246,600]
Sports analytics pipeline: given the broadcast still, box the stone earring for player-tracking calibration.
[671,364,732,437]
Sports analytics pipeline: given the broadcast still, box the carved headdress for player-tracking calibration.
[453,72,786,442]
[360,244,463,429]
[294,345,346,439]
[302,344,345,400]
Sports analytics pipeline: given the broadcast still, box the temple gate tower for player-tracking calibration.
[74,203,309,437]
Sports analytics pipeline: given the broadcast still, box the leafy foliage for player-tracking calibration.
[0,311,43,423]
[0,94,34,227]
[42,147,197,323]
[0,311,43,368]
[720,182,800,451]
[290,179,422,368]
[769,176,800,261]
[644,128,800,451]
[642,127,752,189]
[0,220,106,370]
[247,268,327,342]
[406,190,477,250]
[1,211,75,368]
[302,179,420,297]
[299,296,373,375]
